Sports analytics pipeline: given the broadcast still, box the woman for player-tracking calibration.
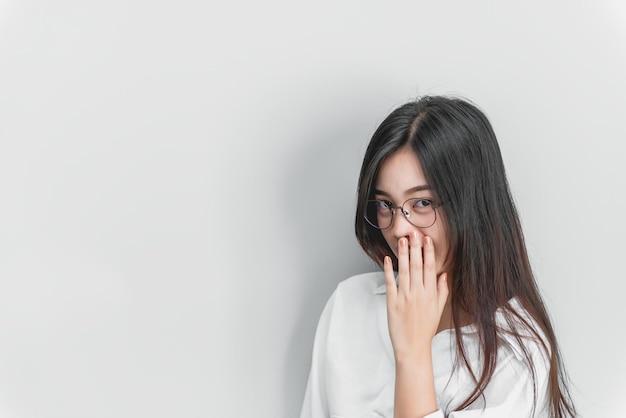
[301,96,577,417]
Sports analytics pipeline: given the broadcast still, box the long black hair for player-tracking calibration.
[355,96,576,417]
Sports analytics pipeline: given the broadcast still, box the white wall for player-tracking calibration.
[1,1,624,417]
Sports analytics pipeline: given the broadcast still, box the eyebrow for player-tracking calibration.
[373,185,432,196]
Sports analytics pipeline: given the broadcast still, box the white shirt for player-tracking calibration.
[301,272,550,418]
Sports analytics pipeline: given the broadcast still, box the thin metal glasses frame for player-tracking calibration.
[364,198,442,230]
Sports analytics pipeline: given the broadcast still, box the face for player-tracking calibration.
[373,146,449,274]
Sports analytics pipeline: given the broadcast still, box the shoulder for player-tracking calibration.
[456,298,551,368]
[493,298,551,364]
[335,271,386,298]
[315,271,385,321]
[320,271,387,333]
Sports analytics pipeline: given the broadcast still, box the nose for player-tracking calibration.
[389,207,421,241]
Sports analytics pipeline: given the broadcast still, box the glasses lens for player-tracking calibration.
[365,199,438,229]
[365,200,393,229]
[404,198,436,228]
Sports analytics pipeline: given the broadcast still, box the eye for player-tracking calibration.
[412,198,432,209]
[377,200,393,211]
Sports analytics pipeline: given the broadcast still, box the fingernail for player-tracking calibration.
[425,236,431,245]
[400,238,407,247]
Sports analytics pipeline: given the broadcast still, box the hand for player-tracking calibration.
[384,231,449,362]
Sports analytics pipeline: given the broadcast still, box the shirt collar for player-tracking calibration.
[373,283,387,295]
[373,274,398,295]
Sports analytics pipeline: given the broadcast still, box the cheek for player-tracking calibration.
[431,234,450,271]
[380,230,397,256]
[432,236,447,256]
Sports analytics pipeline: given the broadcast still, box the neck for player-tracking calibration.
[436,278,472,334]
[436,299,454,334]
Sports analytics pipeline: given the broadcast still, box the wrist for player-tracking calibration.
[394,344,433,368]
[393,347,438,418]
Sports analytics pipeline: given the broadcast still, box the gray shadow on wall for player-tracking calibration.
[281,119,377,417]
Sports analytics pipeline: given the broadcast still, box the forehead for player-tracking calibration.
[374,147,427,194]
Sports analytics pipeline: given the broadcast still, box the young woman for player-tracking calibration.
[301,96,577,417]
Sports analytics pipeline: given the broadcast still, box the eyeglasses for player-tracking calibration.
[364,198,441,229]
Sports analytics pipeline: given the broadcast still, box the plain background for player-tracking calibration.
[1,1,625,417]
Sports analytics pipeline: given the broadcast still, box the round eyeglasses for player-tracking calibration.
[364,198,441,229]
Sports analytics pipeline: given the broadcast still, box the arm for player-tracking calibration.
[300,292,336,418]
[385,232,449,418]
[386,232,551,417]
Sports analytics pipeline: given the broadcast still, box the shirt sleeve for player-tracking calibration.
[300,291,337,418]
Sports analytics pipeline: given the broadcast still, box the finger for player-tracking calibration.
[423,236,437,292]
[384,256,397,300]
[397,237,410,294]
[437,273,450,315]
[409,231,423,289]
